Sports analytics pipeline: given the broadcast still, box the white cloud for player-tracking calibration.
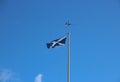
[0,69,12,82]
[35,74,42,82]
[0,69,43,82]
[0,69,20,82]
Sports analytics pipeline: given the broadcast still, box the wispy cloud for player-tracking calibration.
[0,69,42,82]
[0,69,20,82]
[35,74,42,82]
[0,69,12,82]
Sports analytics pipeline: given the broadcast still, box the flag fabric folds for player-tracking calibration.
[47,35,67,48]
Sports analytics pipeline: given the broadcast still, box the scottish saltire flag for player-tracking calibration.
[47,35,67,48]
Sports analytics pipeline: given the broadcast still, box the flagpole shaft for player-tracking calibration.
[67,32,70,82]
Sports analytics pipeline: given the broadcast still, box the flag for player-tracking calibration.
[47,35,67,48]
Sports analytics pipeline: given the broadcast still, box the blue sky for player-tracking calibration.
[0,0,120,82]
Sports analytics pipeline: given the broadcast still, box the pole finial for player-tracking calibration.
[65,20,71,28]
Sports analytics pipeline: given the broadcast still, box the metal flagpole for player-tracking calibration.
[65,20,71,82]
[67,32,70,82]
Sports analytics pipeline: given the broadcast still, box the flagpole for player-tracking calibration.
[67,32,70,82]
[65,20,71,82]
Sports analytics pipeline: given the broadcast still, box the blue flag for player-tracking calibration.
[47,35,67,48]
